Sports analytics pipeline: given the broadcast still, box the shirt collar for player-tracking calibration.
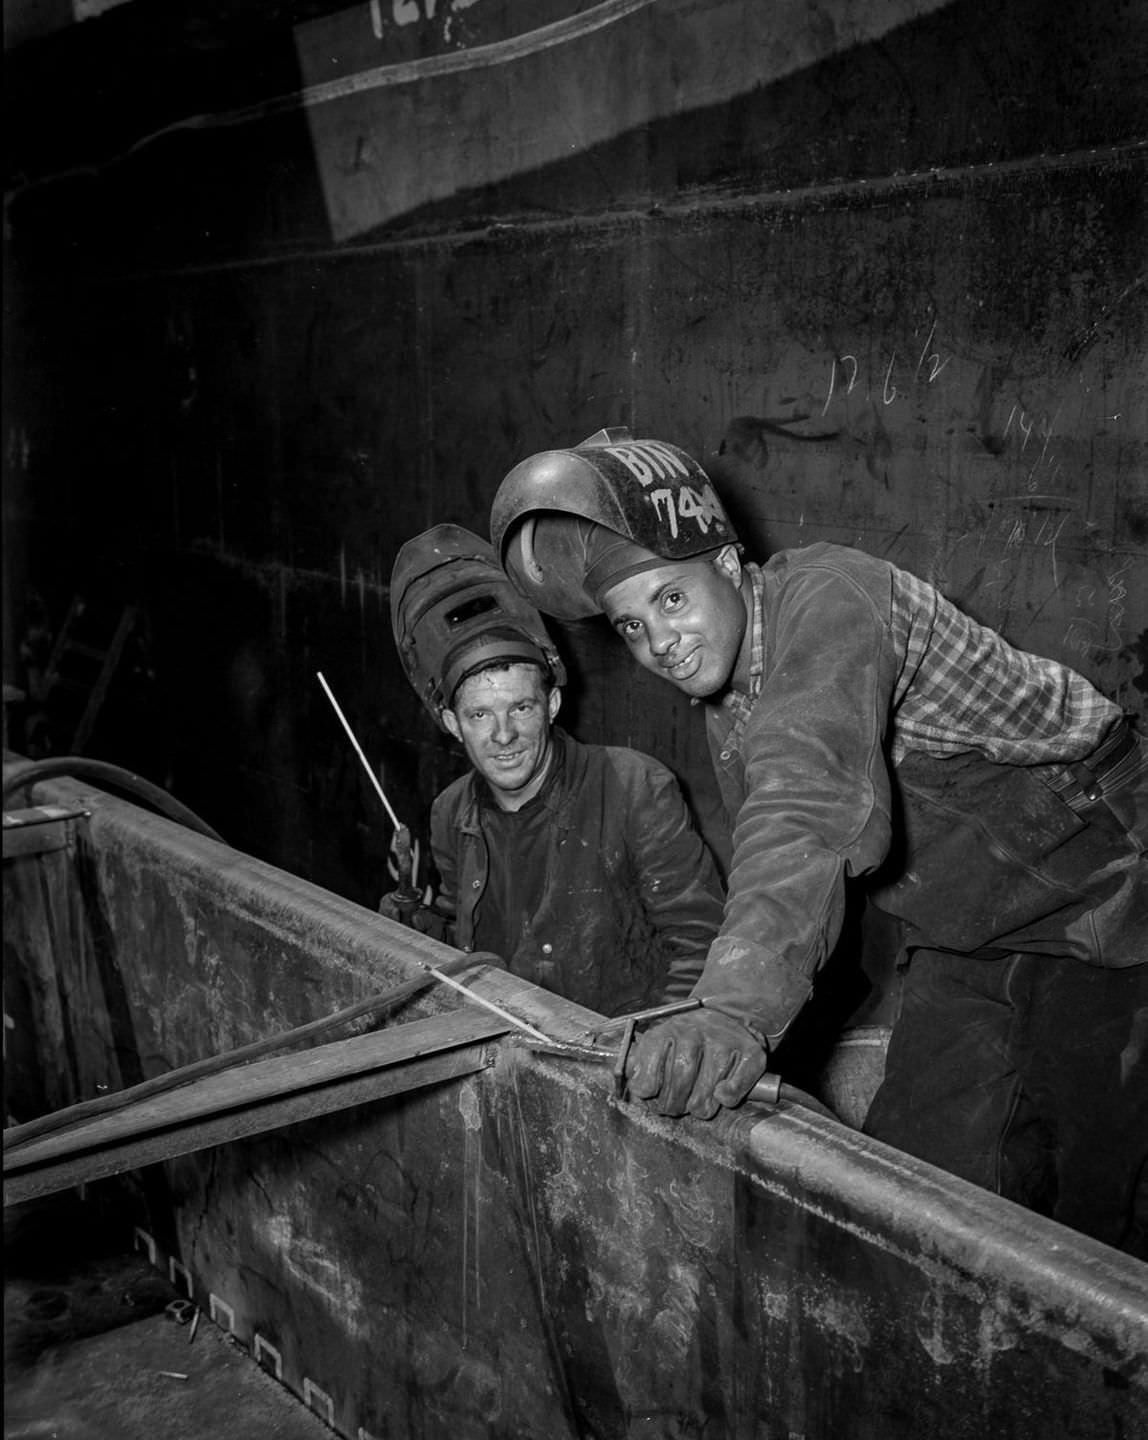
[719,562,764,729]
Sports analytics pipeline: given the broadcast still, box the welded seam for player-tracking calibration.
[126,139,1148,281]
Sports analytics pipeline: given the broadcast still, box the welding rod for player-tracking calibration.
[316,671,403,832]
[590,997,702,1034]
[417,962,553,1045]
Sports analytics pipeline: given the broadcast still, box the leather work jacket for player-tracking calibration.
[427,728,724,1016]
[692,544,1144,1048]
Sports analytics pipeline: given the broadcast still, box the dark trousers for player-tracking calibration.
[863,948,1148,1255]
[864,726,1148,1254]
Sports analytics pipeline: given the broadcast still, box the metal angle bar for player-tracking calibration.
[5,1007,509,1170]
[2,806,85,859]
[4,1043,496,1207]
[3,825,72,859]
[2,804,90,829]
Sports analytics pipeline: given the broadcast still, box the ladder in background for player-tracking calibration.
[42,598,139,754]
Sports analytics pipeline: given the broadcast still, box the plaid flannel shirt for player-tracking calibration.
[723,559,1120,770]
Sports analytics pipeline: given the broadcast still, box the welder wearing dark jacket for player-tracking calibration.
[489,427,1147,1254]
[385,524,724,1018]
[429,725,722,1015]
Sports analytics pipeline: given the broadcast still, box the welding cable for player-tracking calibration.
[3,757,224,843]
[2,951,495,1154]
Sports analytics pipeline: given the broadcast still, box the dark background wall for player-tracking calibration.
[4,0,1146,911]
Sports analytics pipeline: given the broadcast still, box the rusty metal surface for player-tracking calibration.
[3,4,1148,1425]
[296,0,958,242]
[508,1060,1148,1440]
[3,1,1145,910]
[3,1044,497,1208]
[4,1008,507,1205]
[4,774,1146,1439]
[9,147,1139,899]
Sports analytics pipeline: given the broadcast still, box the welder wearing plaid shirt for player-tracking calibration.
[490,428,1147,1254]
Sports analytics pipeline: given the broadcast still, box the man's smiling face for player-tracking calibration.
[443,662,561,810]
[601,545,749,699]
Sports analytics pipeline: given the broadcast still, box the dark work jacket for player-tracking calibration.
[694,546,1146,1047]
[427,728,724,1017]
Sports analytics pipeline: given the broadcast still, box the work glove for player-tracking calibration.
[626,1008,769,1120]
[378,889,422,927]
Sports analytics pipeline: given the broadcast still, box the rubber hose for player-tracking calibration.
[3,756,224,844]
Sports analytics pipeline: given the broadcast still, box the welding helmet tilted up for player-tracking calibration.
[390,524,567,729]
[489,427,738,621]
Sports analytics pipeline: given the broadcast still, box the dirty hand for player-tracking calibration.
[625,1009,768,1120]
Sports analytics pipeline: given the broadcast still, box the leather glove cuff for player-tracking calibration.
[692,939,815,1046]
[694,1000,769,1056]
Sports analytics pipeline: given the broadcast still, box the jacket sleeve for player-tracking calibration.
[420,793,458,946]
[692,561,898,1044]
[622,757,726,1001]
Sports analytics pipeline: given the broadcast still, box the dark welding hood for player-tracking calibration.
[390,524,566,726]
[490,427,738,620]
